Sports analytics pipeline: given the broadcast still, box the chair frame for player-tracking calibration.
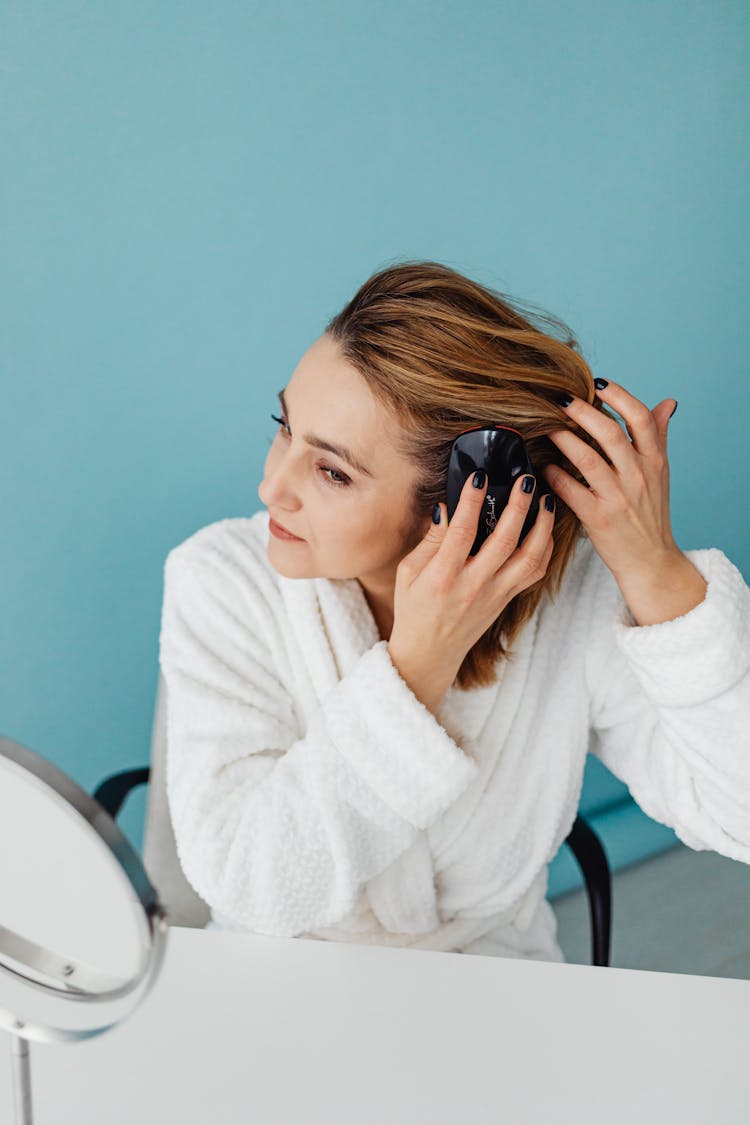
[93,768,612,966]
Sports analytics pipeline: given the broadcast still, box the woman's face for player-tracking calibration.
[257,333,428,594]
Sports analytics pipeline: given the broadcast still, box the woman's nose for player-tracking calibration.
[259,453,300,508]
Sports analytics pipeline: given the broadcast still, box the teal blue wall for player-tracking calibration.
[2,2,747,888]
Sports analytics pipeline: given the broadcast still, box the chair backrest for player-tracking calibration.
[142,670,212,928]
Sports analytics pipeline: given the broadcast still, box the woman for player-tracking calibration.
[159,260,750,961]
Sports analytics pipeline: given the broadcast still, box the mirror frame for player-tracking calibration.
[0,736,169,1044]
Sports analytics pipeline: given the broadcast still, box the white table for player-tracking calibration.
[2,926,749,1124]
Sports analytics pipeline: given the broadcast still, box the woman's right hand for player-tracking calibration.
[388,472,556,687]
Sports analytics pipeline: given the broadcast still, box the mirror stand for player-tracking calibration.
[10,1029,32,1125]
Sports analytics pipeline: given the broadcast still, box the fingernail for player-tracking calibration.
[557,393,573,407]
[594,378,608,390]
[521,475,536,493]
[472,469,486,488]
[544,493,556,513]
[432,503,441,524]
[669,401,678,419]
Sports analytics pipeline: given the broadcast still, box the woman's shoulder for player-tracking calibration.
[543,530,601,608]
[163,510,278,605]
[569,530,603,586]
[166,509,269,563]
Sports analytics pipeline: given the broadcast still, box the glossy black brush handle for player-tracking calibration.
[446,426,540,556]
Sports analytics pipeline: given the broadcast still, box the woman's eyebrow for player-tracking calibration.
[277,388,374,478]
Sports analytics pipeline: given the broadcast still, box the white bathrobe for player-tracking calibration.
[158,509,750,961]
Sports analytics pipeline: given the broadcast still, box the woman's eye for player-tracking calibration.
[321,466,351,488]
[268,413,350,489]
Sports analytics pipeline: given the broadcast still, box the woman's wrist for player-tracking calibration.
[386,643,457,716]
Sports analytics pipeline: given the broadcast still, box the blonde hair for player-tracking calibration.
[324,258,615,691]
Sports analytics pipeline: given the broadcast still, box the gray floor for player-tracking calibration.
[551,843,750,979]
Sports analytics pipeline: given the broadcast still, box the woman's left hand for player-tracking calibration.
[541,380,681,585]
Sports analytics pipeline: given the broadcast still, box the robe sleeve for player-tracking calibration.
[158,544,478,937]
[584,544,750,862]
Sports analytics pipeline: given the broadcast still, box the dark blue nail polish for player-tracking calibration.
[521,475,535,493]
[472,469,486,488]
[544,493,555,513]
[432,503,441,524]
[557,393,573,407]
[594,378,608,390]
[669,401,678,418]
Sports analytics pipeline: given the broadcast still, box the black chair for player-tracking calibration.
[94,674,612,965]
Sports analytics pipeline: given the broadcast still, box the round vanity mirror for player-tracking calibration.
[0,736,169,1124]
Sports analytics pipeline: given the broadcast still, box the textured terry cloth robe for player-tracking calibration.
[158,509,750,961]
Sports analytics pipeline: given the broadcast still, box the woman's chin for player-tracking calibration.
[266,543,312,576]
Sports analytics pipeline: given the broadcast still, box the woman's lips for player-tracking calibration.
[269,516,304,541]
